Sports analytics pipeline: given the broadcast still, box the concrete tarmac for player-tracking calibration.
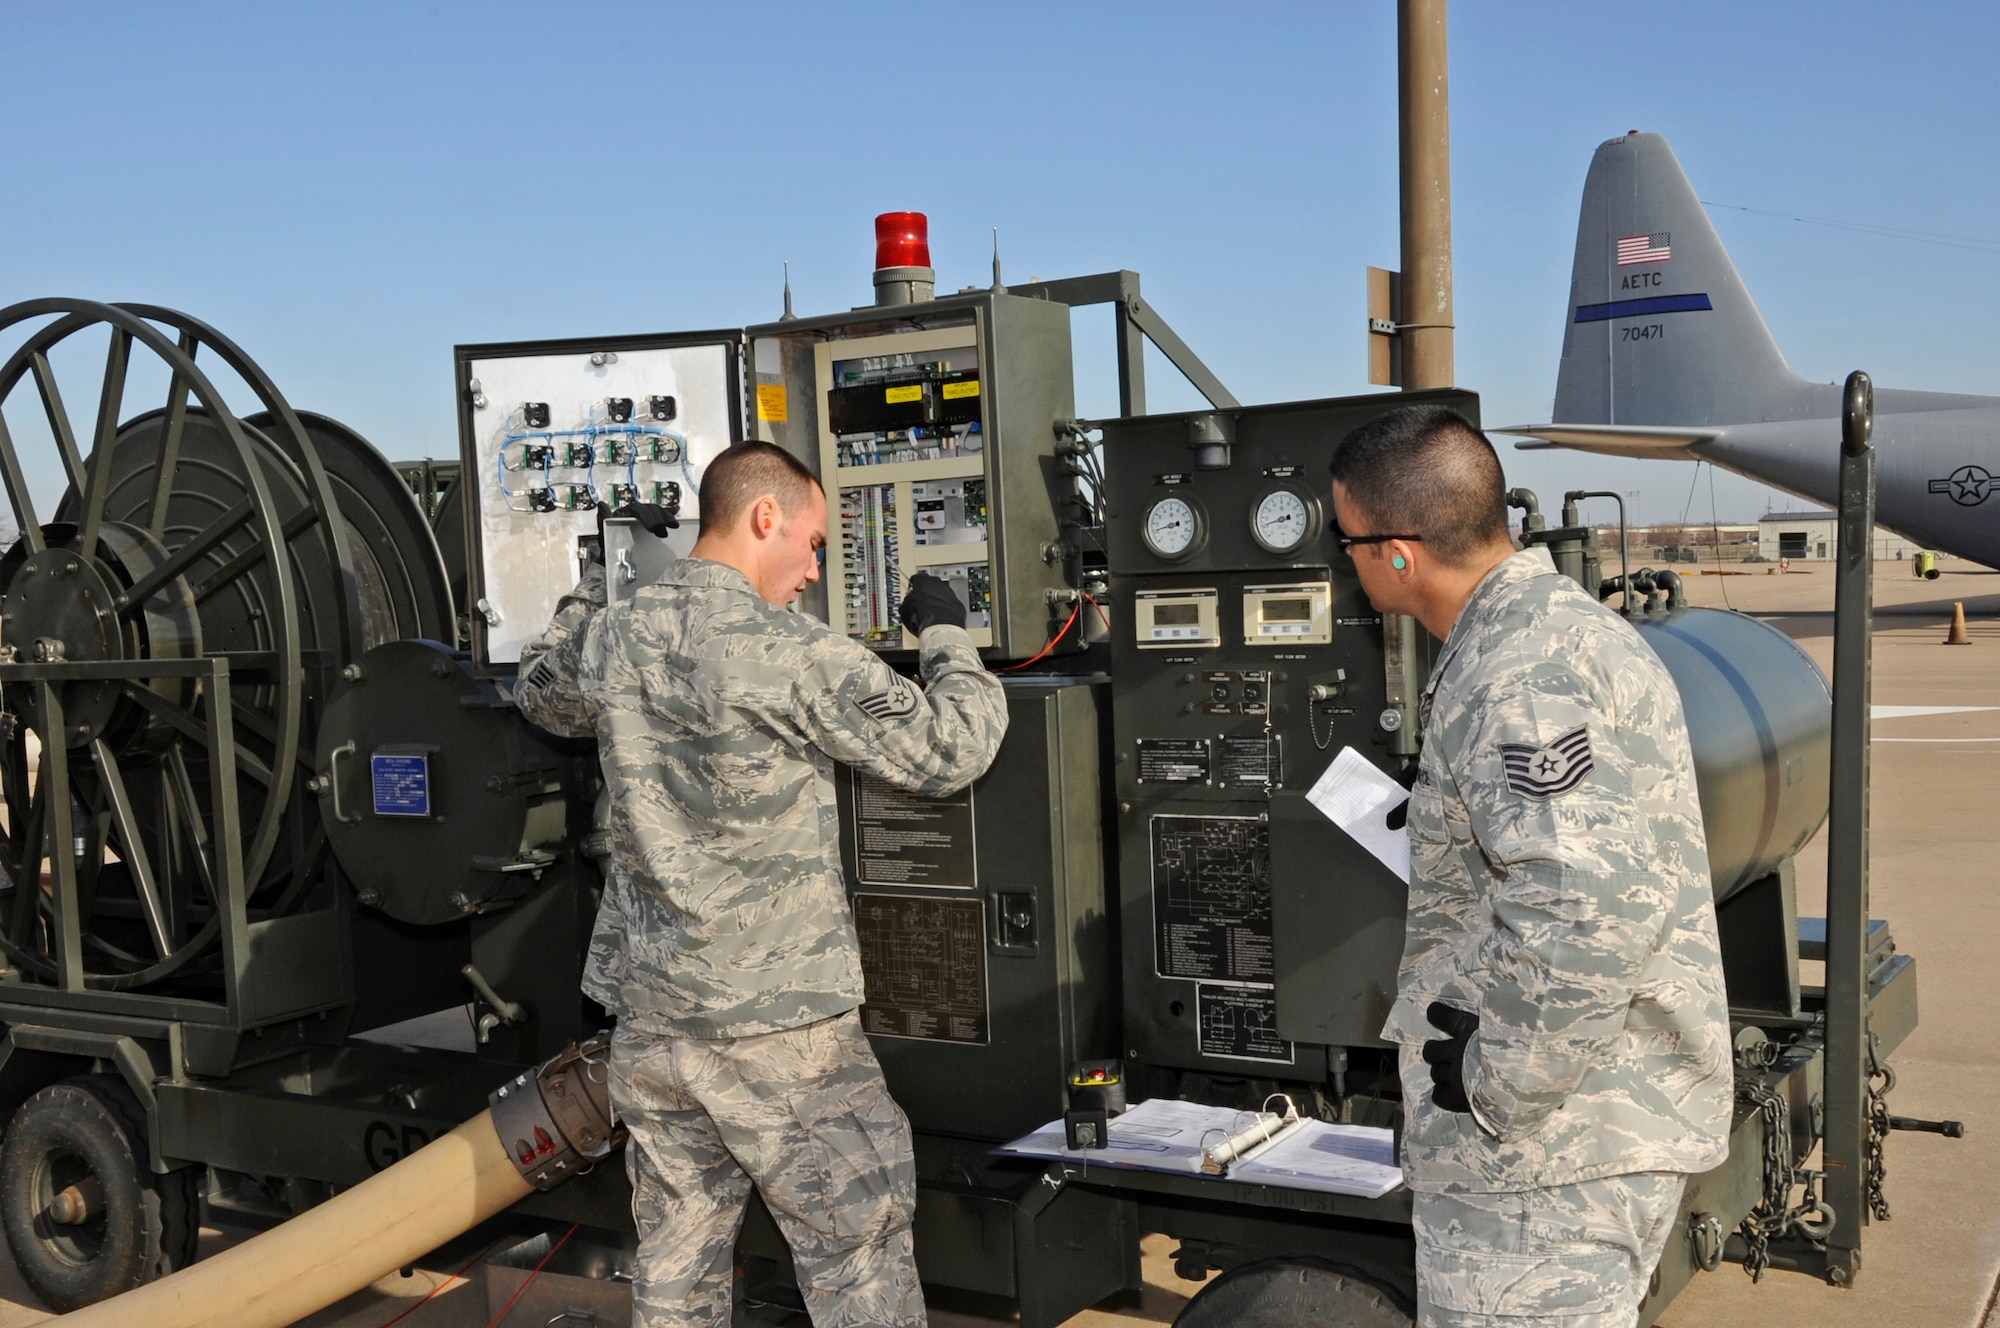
[0,560,1989,1327]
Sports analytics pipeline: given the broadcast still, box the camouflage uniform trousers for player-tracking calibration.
[1411,1171,1685,1328]
[610,1012,926,1328]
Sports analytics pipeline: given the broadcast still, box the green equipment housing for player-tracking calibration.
[0,265,1929,1325]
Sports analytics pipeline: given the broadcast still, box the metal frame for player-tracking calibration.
[1008,271,1239,417]
[1822,373,1876,1283]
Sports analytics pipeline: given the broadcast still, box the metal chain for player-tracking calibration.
[1307,697,1335,751]
[1865,1031,1896,1222]
[1736,1077,1837,1282]
[1736,1080,1792,1283]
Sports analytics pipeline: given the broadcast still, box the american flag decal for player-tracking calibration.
[1499,726,1595,799]
[1616,233,1672,265]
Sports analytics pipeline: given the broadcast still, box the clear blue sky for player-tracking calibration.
[7,2,1997,524]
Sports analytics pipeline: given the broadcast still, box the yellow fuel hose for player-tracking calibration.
[54,1110,531,1328]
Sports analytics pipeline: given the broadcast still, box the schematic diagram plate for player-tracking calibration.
[1196,984,1294,1064]
[850,776,976,889]
[1150,815,1273,983]
[853,894,989,1045]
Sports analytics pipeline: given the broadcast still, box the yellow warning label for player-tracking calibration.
[941,380,981,400]
[884,384,923,404]
[756,383,788,423]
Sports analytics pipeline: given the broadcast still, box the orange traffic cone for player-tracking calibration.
[1946,601,1971,645]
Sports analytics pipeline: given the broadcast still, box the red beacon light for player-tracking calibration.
[874,212,931,271]
[870,211,936,306]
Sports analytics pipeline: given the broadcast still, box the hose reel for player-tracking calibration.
[0,300,453,996]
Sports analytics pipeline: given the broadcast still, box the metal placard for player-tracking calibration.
[853,893,990,1045]
[370,753,431,818]
[850,776,977,889]
[1196,983,1295,1064]
[1137,739,1211,785]
[1150,814,1273,983]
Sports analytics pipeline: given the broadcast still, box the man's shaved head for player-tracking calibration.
[1328,406,1510,566]
[698,441,823,534]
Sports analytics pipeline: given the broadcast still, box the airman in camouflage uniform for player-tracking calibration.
[1330,407,1730,1327]
[516,446,1007,1326]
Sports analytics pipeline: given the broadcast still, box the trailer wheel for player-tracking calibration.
[0,1075,199,1311]
[1173,1254,1414,1328]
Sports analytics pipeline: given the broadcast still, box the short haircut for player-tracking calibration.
[1327,405,1509,566]
[698,441,823,535]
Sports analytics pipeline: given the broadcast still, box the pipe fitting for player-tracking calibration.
[489,1035,623,1190]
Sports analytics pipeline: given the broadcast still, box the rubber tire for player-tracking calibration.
[0,1075,199,1311]
[1174,1255,1414,1328]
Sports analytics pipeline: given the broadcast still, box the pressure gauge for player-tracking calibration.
[1249,485,1321,556]
[1141,494,1204,561]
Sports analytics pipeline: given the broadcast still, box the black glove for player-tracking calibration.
[592,501,679,564]
[899,571,966,635]
[603,501,679,538]
[1422,1001,1479,1115]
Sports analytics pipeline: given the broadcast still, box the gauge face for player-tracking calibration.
[1250,486,1318,555]
[1142,495,1201,560]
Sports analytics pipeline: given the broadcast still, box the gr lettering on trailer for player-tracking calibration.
[364,1119,443,1172]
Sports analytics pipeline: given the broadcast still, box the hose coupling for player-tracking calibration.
[489,1034,625,1191]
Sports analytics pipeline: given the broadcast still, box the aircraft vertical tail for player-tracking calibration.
[1553,132,1816,427]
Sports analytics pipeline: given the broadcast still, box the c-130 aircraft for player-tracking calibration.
[1499,130,2000,569]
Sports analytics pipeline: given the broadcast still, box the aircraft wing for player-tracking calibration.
[1490,423,1721,461]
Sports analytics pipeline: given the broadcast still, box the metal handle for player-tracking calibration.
[463,963,527,1028]
[1687,1211,1724,1272]
[327,741,360,825]
[1842,370,1874,457]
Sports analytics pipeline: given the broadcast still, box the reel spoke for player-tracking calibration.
[188,505,322,606]
[76,330,131,558]
[117,684,275,787]
[144,330,198,539]
[29,350,85,491]
[163,746,217,909]
[6,788,45,950]
[90,740,171,960]
[0,409,43,555]
[116,497,255,614]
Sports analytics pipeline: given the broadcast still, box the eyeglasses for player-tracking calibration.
[1333,524,1424,554]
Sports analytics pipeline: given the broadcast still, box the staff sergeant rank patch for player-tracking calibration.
[854,680,921,723]
[1499,726,1595,798]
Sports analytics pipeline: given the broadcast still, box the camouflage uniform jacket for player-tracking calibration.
[1383,550,1731,1192]
[515,558,1007,1039]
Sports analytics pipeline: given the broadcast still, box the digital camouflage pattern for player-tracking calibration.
[612,1013,925,1328]
[1384,550,1731,1192]
[1412,1171,1686,1326]
[513,561,607,738]
[517,556,1006,1039]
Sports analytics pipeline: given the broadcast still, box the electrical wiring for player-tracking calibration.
[481,1224,580,1328]
[998,602,1082,672]
[370,1234,513,1328]
[495,408,697,512]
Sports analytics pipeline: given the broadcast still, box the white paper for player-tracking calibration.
[995,1104,1404,1199]
[993,1098,1283,1175]
[1230,1122,1404,1199]
[1305,747,1412,883]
